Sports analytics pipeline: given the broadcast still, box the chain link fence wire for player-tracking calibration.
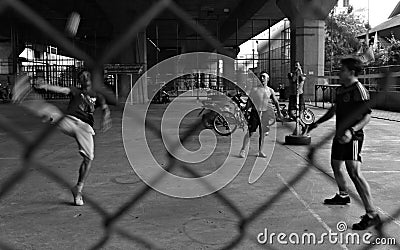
[0,0,399,249]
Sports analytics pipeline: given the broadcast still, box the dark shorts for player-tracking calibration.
[248,107,275,133]
[331,134,364,162]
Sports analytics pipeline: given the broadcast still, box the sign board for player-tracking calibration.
[104,64,143,74]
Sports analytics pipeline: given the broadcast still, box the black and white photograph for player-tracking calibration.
[0,0,399,249]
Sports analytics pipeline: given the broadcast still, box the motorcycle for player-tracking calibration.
[199,92,301,136]
[151,90,170,104]
[198,93,248,136]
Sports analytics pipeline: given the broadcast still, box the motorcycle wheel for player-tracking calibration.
[300,109,315,125]
[213,111,237,136]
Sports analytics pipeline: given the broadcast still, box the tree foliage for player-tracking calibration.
[385,36,400,65]
[368,35,400,66]
[325,9,367,70]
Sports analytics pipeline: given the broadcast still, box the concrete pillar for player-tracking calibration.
[222,57,235,90]
[112,31,148,104]
[133,31,148,104]
[277,0,337,100]
[292,18,326,100]
[221,48,239,91]
[0,42,12,75]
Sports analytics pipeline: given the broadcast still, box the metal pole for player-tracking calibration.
[368,0,370,27]
[330,10,333,75]
[94,31,97,58]
[295,75,300,135]
[252,48,254,72]
[314,85,317,107]
[252,19,254,71]
[11,25,17,78]
[156,23,159,64]
[130,73,133,105]
[216,58,220,91]
[115,74,119,103]
[268,19,271,76]
[236,18,238,47]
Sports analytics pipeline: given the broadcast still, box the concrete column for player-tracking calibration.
[133,31,148,104]
[292,18,326,100]
[113,31,148,104]
[277,0,337,100]
[221,48,239,91]
[222,57,235,90]
[0,42,12,75]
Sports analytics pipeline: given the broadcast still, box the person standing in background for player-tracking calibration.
[288,61,306,120]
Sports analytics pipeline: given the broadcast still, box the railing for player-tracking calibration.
[317,70,400,111]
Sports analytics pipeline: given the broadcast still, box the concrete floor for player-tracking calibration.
[0,100,399,250]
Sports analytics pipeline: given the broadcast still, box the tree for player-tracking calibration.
[325,8,368,71]
[368,35,400,66]
[386,35,400,65]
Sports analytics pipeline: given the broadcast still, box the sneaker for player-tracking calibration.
[71,186,84,206]
[324,193,350,205]
[352,214,381,230]
[239,149,246,158]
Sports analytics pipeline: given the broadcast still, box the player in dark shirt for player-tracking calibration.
[308,58,380,230]
[67,86,102,127]
[35,70,112,206]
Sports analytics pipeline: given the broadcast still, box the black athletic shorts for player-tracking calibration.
[247,107,274,133]
[331,133,364,162]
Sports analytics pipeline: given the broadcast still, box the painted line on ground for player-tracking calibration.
[375,208,400,228]
[277,173,348,250]
[283,145,400,229]
[322,171,400,174]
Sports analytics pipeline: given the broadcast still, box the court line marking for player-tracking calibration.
[279,173,400,230]
[283,145,400,229]
[322,171,400,174]
[277,173,348,250]
[375,208,400,227]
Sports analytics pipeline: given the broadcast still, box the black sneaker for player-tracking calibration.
[324,193,350,205]
[352,214,381,230]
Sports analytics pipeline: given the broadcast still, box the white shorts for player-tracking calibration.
[58,115,95,160]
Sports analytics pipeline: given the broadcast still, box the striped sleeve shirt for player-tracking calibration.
[335,81,372,137]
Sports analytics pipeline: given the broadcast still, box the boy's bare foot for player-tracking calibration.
[71,186,84,206]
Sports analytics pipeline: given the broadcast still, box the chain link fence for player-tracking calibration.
[0,0,399,249]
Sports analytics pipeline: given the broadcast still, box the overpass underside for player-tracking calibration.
[0,0,337,103]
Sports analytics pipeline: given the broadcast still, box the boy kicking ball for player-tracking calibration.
[13,70,112,206]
